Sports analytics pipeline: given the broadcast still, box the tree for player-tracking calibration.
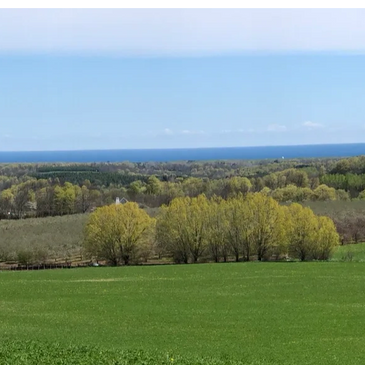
[225,194,254,261]
[17,250,34,266]
[160,182,184,205]
[76,185,91,213]
[145,176,162,195]
[221,177,252,199]
[181,177,206,197]
[249,193,286,261]
[336,189,350,201]
[83,202,155,265]
[12,183,35,218]
[156,195,210,263]
[312,216,339,260]
[272,184,298,202]
[127,180,145,201]
[156,203,190,263]
[313,184,337,201]
[287,204,318,261]
[206,197,230,262]
[263,174,278,190]
[36,186,55,217]
[278,169,309,188]
[358,189,365,200]
[0,189,14,216]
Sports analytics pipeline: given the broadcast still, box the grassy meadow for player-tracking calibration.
[332,242,365,262]
[1,263,365,364]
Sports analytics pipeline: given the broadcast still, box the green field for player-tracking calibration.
[1,263,365,364]
[332,242,365,262]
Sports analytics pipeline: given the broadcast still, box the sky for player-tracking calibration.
[1,9,365,151]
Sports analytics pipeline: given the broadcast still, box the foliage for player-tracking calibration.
[31,172,149,187]
[304,200,365,244]
[156,195,211,263]
[0,340,251,365]
[157,193,339,263]
[3,156,365,221]
[83,202,155,265]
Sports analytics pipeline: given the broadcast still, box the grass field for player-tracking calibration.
[1,263,365,364]
[332,242,365,262]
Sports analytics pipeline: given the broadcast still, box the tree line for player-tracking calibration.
[2,171,365,220]
[83,193,339,265]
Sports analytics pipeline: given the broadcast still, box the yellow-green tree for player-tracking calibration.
[358,189,365,200]
[312,216,339,260]
[249,193,286,261]
[206,197,230,262]
[271,184,299,202]
[313,184,337,201]
[160,182,184,205]
[222,177,252,199]
[145,175,162,195]
[84,202,155,265]
[287,203,318,261]
[181,177,206,197]
[0,189,14,215]
[156,195,210,263]
[11,182,35,218]
[225,194,254,261]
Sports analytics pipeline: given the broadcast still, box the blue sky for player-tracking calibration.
[1,9,365,151]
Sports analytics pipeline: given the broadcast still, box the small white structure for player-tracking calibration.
[115,197,128,205]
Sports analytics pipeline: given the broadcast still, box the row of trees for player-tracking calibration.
[0,180,102,218]
[83,194,339,265]
[4,156,365,193]
[320,173,365,196]
[330,156,365,175]
[0,157,338,180]
[2,174,363,220]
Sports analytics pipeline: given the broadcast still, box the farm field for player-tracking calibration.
[0,214,88,264]
[332,242,365,262]
[1,263,365,364]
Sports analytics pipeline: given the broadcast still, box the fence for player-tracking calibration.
[0,263,89,271]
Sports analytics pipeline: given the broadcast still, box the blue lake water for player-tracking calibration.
[0,144,365,163]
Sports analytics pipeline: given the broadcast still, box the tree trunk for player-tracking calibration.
[123,255,130,265]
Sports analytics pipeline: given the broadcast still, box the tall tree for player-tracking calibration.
[84,202,155,265]
[207,197,230,262]
[249,193,286,261]
[287,204,318,261]
[156,195,210,263]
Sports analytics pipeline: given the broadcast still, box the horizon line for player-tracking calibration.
[1,141,365,154]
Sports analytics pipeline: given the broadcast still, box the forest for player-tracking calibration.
[1,155,365,258]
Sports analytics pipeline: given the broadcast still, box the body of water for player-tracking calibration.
[0,144,365,163]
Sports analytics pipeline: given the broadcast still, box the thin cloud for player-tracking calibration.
[267,124,287,132]
[181,130,205,135]
[302,121,324,129]
[238,128,256,133]
[1,9,365,56]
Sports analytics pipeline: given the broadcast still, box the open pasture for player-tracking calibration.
[1,263,365,364]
